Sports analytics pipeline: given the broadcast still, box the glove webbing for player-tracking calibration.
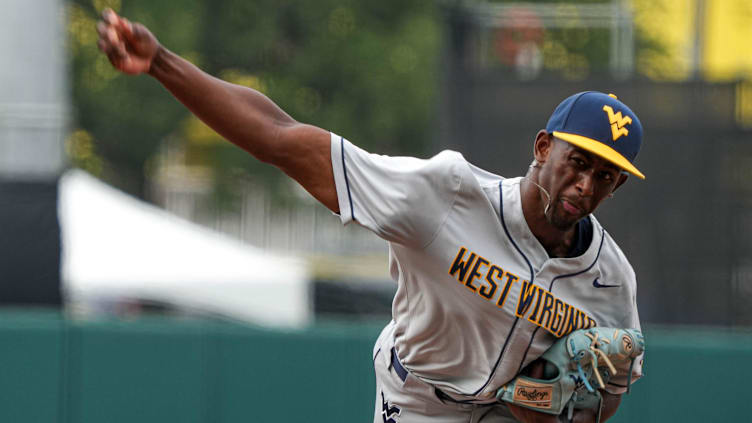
[581,331,618,391]
[570,330,638,423]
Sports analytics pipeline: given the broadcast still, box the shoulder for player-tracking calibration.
[447,153,507,196]
[390,148,468,194]
[423,149,468,182]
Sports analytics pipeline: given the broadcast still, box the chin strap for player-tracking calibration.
[522,175,552,216]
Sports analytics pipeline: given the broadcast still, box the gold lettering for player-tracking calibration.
[496,271,518,308]
[448,247,477,283]
[556,303,573,337]
[537,291,555,327]
[465,256,489,293]
[480,265,502,300]
[447,247,597,335]
[516,280,537,317]
[603,105,632,141]
[549,299,564,334]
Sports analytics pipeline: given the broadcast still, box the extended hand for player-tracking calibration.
[96,8,159,75]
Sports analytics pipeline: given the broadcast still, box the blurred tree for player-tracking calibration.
[67,0,441,202]
[489,0,611,79]
[632,0,695,81]
[482,0,668,81]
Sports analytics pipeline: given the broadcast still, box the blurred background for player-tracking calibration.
[1,0,751,421]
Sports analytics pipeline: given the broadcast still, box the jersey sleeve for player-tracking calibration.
[330,133,463,247]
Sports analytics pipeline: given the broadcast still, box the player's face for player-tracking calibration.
[540,139,624,230]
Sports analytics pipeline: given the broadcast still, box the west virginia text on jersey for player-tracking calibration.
[448,247,596,338]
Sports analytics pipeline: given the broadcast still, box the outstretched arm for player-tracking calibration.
[96,9,338,212]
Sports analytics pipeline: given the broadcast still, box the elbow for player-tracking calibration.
[242,121,294,166]
[258,122,314,168]
[253,127,288,167]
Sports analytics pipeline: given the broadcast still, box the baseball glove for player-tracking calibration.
[496,327,644,423]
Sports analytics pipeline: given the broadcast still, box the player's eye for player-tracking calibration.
[599,172,614,182]
[570,157,586,167]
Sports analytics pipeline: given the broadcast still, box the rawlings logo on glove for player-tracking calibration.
[497,327,644,423]
[513,379,553,408]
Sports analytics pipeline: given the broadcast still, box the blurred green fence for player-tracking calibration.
[0,310,748,422]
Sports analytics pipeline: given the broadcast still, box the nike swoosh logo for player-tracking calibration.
[593,278,620,288]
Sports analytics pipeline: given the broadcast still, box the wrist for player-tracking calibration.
[147,45,167,77]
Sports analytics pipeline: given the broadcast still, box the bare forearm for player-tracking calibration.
[97,9,337,210]
[147,46,293,162]
[571,391,621,423]
[596,391,621,422]
[145,45,338,211]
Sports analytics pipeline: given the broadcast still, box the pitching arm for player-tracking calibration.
[96,9,338,212]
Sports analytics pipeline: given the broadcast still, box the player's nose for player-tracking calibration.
[575,172,595,197]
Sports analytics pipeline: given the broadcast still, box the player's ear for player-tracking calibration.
[533,130,552,165]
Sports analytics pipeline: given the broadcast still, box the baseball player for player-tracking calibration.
[97,9,643,423]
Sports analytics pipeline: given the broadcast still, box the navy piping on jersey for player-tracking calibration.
[434,388,484,405]
[547,228,605,292]
[470,180,536,397]
[340,136,355,221]
[515,228,606,375]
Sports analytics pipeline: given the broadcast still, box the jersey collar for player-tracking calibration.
[500,177,604,274]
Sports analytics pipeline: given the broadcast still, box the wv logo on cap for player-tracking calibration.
[602,105,632,141]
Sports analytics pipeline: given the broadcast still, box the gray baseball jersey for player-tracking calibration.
[330,133,643,403]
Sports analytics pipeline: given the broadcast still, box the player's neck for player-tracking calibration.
[520,176,576,258]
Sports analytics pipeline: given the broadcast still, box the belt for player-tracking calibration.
[390,347,408,382]
[389,348,499,406]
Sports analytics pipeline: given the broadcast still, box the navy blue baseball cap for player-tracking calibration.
[546,91,644,179]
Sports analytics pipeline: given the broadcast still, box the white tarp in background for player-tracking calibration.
[58,170,311,327]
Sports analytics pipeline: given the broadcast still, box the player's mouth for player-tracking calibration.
[560,199,582,216]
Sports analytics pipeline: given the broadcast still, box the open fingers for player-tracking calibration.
[96,38,108,53]
[96,8,154,74]
[99,29,126,58]
[101,43,126,68]
[106,26,119,45]
[100,8,125,45]
[97,11,129,62]
[96,21,108,38]
[101,8,132,39]
[99,9,138,50]
[102,8,118,25]
[97,31,128,71]
[119,17,134,38]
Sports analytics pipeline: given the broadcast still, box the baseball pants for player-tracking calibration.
[372,321,520,423]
